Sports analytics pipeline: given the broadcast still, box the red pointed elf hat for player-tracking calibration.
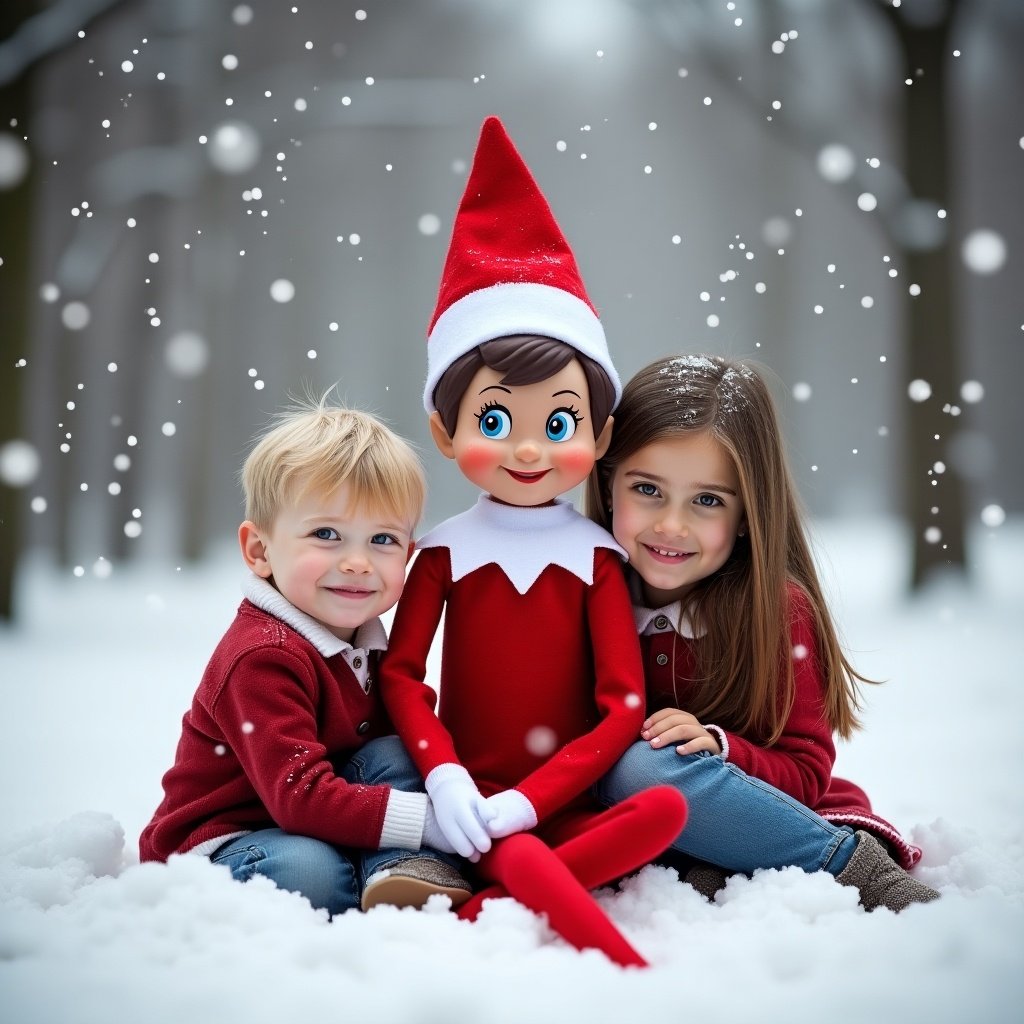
[423,116,620,412]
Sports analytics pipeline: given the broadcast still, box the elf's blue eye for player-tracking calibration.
[478,405,511,439]
[546,410,578,443]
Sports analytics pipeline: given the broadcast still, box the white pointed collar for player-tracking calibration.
[626,567,699,639]
[242,572,388,658]
[417,494,626,595]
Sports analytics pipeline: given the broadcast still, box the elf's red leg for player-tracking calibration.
[457,833,647,968]
[549,785,687,890]
[456,787,686,964]
[455,881,507,923]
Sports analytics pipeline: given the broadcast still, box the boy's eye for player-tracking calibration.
[371,533,397,546]
[633,482,659,498]
[546,409,579,443]
[312,527,339,541]
[477,404,511,440]
[695,494,723,508]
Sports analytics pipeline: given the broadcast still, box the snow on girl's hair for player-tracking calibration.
[585,354,872,743]
[585,354,768,532]
[241,396,426,531]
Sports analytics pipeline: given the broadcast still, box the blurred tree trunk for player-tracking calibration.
[880,0,967,587]
[633,0,972,590]
[0,1,38,621]
[1,0,129,616]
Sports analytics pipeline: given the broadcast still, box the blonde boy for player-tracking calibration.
[140,400,470,914]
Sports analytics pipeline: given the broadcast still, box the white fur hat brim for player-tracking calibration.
[423,282,621,413]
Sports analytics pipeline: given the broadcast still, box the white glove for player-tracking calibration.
[421,799,459,855]
[481,789,538,839]
[425,764,493,861]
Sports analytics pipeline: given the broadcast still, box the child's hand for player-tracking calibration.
[641,708,722,756]
[425,765,494,861]
[481,790,538,839]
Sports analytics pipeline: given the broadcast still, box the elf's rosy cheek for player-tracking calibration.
[455,441,500,475]
[552,446,596,477]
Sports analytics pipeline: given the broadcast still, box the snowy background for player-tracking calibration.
[2,2,1023,1022]
[2,518,1022,1024]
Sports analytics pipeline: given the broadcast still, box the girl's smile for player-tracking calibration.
[642,544,695,563]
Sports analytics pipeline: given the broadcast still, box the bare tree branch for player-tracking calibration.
[0,0,128,86]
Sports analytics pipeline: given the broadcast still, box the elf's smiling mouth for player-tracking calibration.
[503,468,551,484]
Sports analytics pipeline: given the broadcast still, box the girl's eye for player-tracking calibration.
[695,494,723,508]
[545,408,579,443]
[312,527,339,541]
[477,404,511,440]
[371,533,397,546]
[633,482,659,498]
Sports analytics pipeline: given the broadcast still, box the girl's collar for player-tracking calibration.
[626,567,699,639]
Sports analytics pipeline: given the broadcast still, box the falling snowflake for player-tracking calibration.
[525,726,557,758]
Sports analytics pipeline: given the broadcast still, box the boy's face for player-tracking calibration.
[240,484,414,642]
[431,358,612,507]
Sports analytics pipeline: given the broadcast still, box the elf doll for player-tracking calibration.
[379,117,687,968]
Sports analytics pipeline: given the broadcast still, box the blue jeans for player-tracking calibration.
[593,741,857,877]
[210,735,453,916]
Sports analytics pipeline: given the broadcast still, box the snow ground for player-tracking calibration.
[1,519,1022,1024]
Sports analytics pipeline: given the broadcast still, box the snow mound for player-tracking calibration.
[1,811,1022,1024]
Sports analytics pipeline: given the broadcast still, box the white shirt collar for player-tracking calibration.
[626,568,698,639]
[417,494,626,595]
[242,572,388,659]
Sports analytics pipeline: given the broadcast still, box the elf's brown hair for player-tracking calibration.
[432,335,615,439]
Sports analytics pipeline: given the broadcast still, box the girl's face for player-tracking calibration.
[434,359,612,507]
[609,432,745,607]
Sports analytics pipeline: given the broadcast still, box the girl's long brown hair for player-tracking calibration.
[585,355,873,742]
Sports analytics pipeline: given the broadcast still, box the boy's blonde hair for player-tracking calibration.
[242,396,426,530]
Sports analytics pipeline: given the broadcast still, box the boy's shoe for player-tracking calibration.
[361,857,473,912]
[835,830,940,912]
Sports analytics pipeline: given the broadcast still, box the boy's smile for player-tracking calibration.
[431,360,612,507]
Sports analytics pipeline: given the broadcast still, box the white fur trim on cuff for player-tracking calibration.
[423,282,620,411]
[704,725,729,759]
[380,790,428,851]
[191,831,249,858]
[424,762,473,795]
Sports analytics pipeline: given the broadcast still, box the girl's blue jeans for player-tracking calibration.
[593,741,857,877]
[210,735,453,916]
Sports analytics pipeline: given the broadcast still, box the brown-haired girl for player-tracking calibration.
[587,354,939,912]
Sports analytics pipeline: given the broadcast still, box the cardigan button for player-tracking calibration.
[655,653,669,666]
[356,721,371,735]
[654,615,669,630]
